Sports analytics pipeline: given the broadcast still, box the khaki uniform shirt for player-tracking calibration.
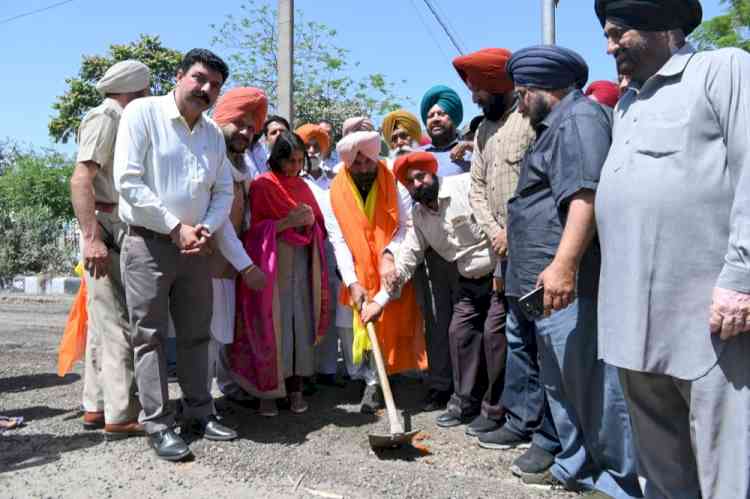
[393,173,494,290]
[76,98,122,204]
[469,107,536,241]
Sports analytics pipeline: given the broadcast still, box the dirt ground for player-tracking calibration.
[0,294,572,499]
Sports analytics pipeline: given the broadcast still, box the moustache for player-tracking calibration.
[191,91,210,105]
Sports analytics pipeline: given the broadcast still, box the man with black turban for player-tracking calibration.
[597,1,750,497]
[500,45,642,497]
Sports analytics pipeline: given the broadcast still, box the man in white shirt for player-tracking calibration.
[114,48,238,461]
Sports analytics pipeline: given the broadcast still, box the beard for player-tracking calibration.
[226,134,249,154]
[389,144,415,159]
[412,178,440,206]
[481,93,508,121]
[527,96,552,129]
[351,170,378,196]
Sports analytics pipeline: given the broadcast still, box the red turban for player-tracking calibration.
[393,151,438,187]
[295,124,331,156]
[585,80,620,108]
[213,87,268,134]
[453,48,514,94]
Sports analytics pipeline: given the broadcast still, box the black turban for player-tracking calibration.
[507,45,589,90]
[595,0,703,35]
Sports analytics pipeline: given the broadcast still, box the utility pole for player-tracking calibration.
[542,0,556,45]
[277,0,294,123]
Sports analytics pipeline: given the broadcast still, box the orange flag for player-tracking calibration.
[57,279,88,377]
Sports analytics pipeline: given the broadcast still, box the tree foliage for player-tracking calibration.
[0,150,74,221]
[211,0,408,136]
[0,205,76,282]
[693,0,750,51]
[49,35,183,144]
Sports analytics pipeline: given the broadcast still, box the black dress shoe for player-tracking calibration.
[422,389,451,412]
[465,415,502,437]
[435,410,475,428]
[148,429,192,461]
[189,415,238,441]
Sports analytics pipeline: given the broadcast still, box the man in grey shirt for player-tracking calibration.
[596,1,750,497]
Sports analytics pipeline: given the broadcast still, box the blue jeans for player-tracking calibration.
[536,297,641,498]
[501,297,560,454]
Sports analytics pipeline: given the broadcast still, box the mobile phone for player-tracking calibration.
[519,286,545,320]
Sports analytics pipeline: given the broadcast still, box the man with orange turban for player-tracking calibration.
[381,109,423,164]
[453,48,557,469]
[327,131,427,413]
[296,123,334,190]
[208,87,269,406]
[364,152,507,435]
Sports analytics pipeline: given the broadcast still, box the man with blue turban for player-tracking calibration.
[411,85,471,416]
[501,45,642,497]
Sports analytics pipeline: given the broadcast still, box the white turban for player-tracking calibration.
[342,116,375,136]
[96,60,150,95]
[336,131,381,166]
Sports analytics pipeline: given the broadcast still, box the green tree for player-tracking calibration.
[211,0,408,136]
[0,150,74,221]
[692,0,750,51]
[48,34,183,144]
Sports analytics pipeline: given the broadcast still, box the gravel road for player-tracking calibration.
[0,294,572,499]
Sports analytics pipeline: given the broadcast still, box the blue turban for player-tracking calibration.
[420,85,463,127]
[507,45,589,90]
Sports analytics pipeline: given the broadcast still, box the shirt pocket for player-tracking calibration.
[635,122,687,159]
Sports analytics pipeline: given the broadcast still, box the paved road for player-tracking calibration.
[0,295,570,498]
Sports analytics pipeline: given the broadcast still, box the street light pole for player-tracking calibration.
[542,0,556,45]
[277,0,294,123]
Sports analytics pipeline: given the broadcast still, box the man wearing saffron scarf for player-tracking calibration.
[231,131,330,416]
[364,152,507,436]
[208,87,269,403]
[453,47,553,462]
[327,131,427,412]
[382,109,423,164]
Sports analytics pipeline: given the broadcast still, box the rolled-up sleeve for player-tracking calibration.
[710,49,750,292]
[114,103,181,233]
[548,108,612,208]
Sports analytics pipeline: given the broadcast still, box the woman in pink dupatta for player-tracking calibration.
[231,131,329,416]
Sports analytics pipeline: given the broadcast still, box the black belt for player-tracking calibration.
[127,225,172,242]
[459,273,492,283]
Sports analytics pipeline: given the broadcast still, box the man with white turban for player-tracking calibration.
[325,131,427,413]
[70,59,150,440]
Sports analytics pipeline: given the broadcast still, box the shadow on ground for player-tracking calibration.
[0,432,103,474]
[0,373,80,394]
[1,405,73,423]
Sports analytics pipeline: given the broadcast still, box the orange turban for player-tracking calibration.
[213,87,268,134]
[381,109,422,146]
[393,151,438,187]
[453,48,514,94]
[295,123,331,155]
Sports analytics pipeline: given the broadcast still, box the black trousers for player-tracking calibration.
[447,274,507,421]
[416,249,460,393]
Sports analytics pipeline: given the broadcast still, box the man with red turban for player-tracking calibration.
[207,87,269,407]
[364,152,507,436]
[454,48,557,472]
[584,80,620,108]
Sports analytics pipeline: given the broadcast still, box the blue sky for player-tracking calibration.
[1,0,726,156]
